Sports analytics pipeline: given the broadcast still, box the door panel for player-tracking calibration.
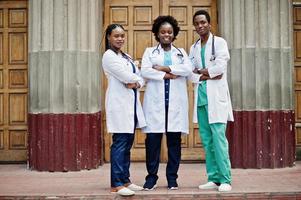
[103,0,160,161]
[0,1,28,162]
[162,0,217,52]
[161,0,217,161]
[103,0,216,162]
[294,5,301,156]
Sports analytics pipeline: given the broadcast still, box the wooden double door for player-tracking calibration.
[103,0,217,162]
[294,3,301,157]
[0,1,28,162]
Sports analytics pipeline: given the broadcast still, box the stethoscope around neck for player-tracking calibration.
[192,35,216,61]
[151,43,184,58]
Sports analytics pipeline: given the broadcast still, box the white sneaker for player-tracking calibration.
[198,182,218,189]
[218,183,232,192]
[127,183,144,191]
[116,187,135,196]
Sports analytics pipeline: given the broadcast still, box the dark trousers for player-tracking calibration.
[110,133,135,187]
[144,132,182,188]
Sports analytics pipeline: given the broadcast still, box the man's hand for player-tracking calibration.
[199,74,223,81]
[211,74,223,80]
[193,68,209,76]
[200,75,210,81]
[164,73,178,79]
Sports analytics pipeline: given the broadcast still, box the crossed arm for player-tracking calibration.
[152,65,178,79]
[154,65,223,81]
[193,68,223,81]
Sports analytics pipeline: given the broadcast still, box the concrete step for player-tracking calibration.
[1,192,301,200]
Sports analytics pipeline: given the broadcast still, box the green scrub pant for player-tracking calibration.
[197,105,232,184]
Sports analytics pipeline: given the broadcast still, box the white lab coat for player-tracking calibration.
[141,44,192,134]
[102,49,146,133]
[189,33,234,124]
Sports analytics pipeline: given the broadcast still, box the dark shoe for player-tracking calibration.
[168,186,178,190]
[167,181,178,190]
[143,184,157,191]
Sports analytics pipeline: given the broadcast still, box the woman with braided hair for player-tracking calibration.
[102,24,146,196]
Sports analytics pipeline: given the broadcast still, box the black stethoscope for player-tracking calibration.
[120,52,139,73]
[151,43,184,59]
[192,35,216,61]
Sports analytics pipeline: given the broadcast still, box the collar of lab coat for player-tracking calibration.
[155,43,181,54]
[195,32,213,49]
[192,32,214,68]
[194,32,213,56]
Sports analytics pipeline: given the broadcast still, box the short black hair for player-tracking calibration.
[104,24,125,51]
[152,15,180,42]
[193,10,211,24]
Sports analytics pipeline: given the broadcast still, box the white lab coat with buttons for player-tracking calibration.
[102,49,146,133]
[189,33,234,124]
[141,44,192,134]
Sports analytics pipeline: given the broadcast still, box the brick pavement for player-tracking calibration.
[0,162,301,199]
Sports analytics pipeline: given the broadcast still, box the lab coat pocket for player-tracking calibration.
[175,54,184,64]
[209,59,216,65]
[190,57,197,67]
[217,84,227,103]
[168,105,182,129]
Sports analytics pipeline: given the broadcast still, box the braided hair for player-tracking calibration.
[104,24,125,51]
[104,24,132,61]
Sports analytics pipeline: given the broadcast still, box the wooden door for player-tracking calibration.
[161,0,217,161]
[103,0,217,162]
[294,3,301,158]
[103,0,160,161]
[0,1,28,162]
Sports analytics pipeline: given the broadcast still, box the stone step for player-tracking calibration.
[1,192,301,200]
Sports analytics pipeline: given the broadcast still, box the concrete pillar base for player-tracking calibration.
[28,112,102,172]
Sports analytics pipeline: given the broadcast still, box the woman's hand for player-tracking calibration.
[153,65,171,73]
[153,65,177,79]
[125,82,140,89]
[164,73,178,79]
[193,68,200,74]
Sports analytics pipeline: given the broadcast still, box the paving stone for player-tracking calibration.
[0,162,300,199]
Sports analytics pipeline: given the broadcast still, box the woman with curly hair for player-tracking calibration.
[141,16,192,190]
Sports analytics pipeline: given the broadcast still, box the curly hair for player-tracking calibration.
[152,15,180,42]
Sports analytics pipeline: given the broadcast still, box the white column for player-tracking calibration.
[29,0,103,113]
[219,0,293,111]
